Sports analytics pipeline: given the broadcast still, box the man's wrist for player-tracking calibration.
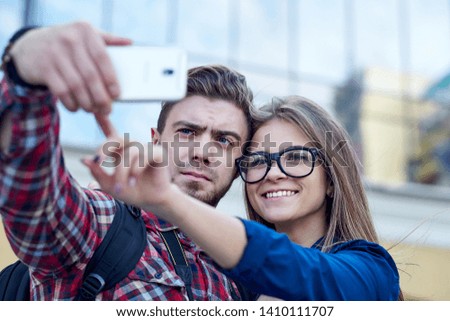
[1,26,47,90]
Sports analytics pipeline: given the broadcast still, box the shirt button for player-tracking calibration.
[155,273,162,279]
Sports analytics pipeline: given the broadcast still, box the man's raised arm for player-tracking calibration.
[0,22,131,274]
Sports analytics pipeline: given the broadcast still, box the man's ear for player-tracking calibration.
[151,128,160,144]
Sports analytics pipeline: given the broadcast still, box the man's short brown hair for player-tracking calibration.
[157,64,254,140]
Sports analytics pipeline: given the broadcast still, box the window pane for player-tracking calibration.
[37,0,102,26]
[0,0,22,60]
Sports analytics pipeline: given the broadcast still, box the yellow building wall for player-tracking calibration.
[0,220,18,269]
[360,68,437,185]
[361,94,410,183]
[386,242,450,300]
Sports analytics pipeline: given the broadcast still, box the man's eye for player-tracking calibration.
[217,136,232,146]
[178,128,194,136]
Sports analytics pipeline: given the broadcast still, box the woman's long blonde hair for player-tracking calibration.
[245,96,378,249]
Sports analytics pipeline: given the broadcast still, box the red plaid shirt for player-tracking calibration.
[0,78,245,300]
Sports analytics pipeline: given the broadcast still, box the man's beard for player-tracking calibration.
[180,179,234,207]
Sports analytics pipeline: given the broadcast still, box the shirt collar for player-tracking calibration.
[143,210,179,232]
[311,236,325,249]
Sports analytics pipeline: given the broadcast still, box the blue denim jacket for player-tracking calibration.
[223,219,400,301]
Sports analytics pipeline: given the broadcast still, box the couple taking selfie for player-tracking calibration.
[0,22,401,300]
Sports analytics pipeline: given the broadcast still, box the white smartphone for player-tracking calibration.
[107,46,187,101]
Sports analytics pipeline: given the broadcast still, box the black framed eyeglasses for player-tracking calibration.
[235,146,319,184]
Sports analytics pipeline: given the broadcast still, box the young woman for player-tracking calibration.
[85,96,401,300]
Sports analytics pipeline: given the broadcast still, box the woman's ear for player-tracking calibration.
[326,181,334,198]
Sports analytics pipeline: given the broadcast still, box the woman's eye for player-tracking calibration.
[248,156,266,167]
[286,153,302,161]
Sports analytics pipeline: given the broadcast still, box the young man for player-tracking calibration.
[0,22,254,300]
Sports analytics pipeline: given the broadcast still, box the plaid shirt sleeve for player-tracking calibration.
[0,77,112,277]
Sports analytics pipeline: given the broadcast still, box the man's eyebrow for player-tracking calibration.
[172,121,242,142]
[172,121,206,133]
[211,129,242,142]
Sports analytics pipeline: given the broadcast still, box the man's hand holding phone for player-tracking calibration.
[7,20,187,155]
[8,21,132,115]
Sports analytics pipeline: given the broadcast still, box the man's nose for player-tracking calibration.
[191,135,211,164]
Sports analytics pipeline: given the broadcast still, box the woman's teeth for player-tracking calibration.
[264,191,298,199]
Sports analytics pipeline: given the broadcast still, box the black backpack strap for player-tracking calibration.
[75,200,146,300]
[160,230,194,301]
[0,260,30,300]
